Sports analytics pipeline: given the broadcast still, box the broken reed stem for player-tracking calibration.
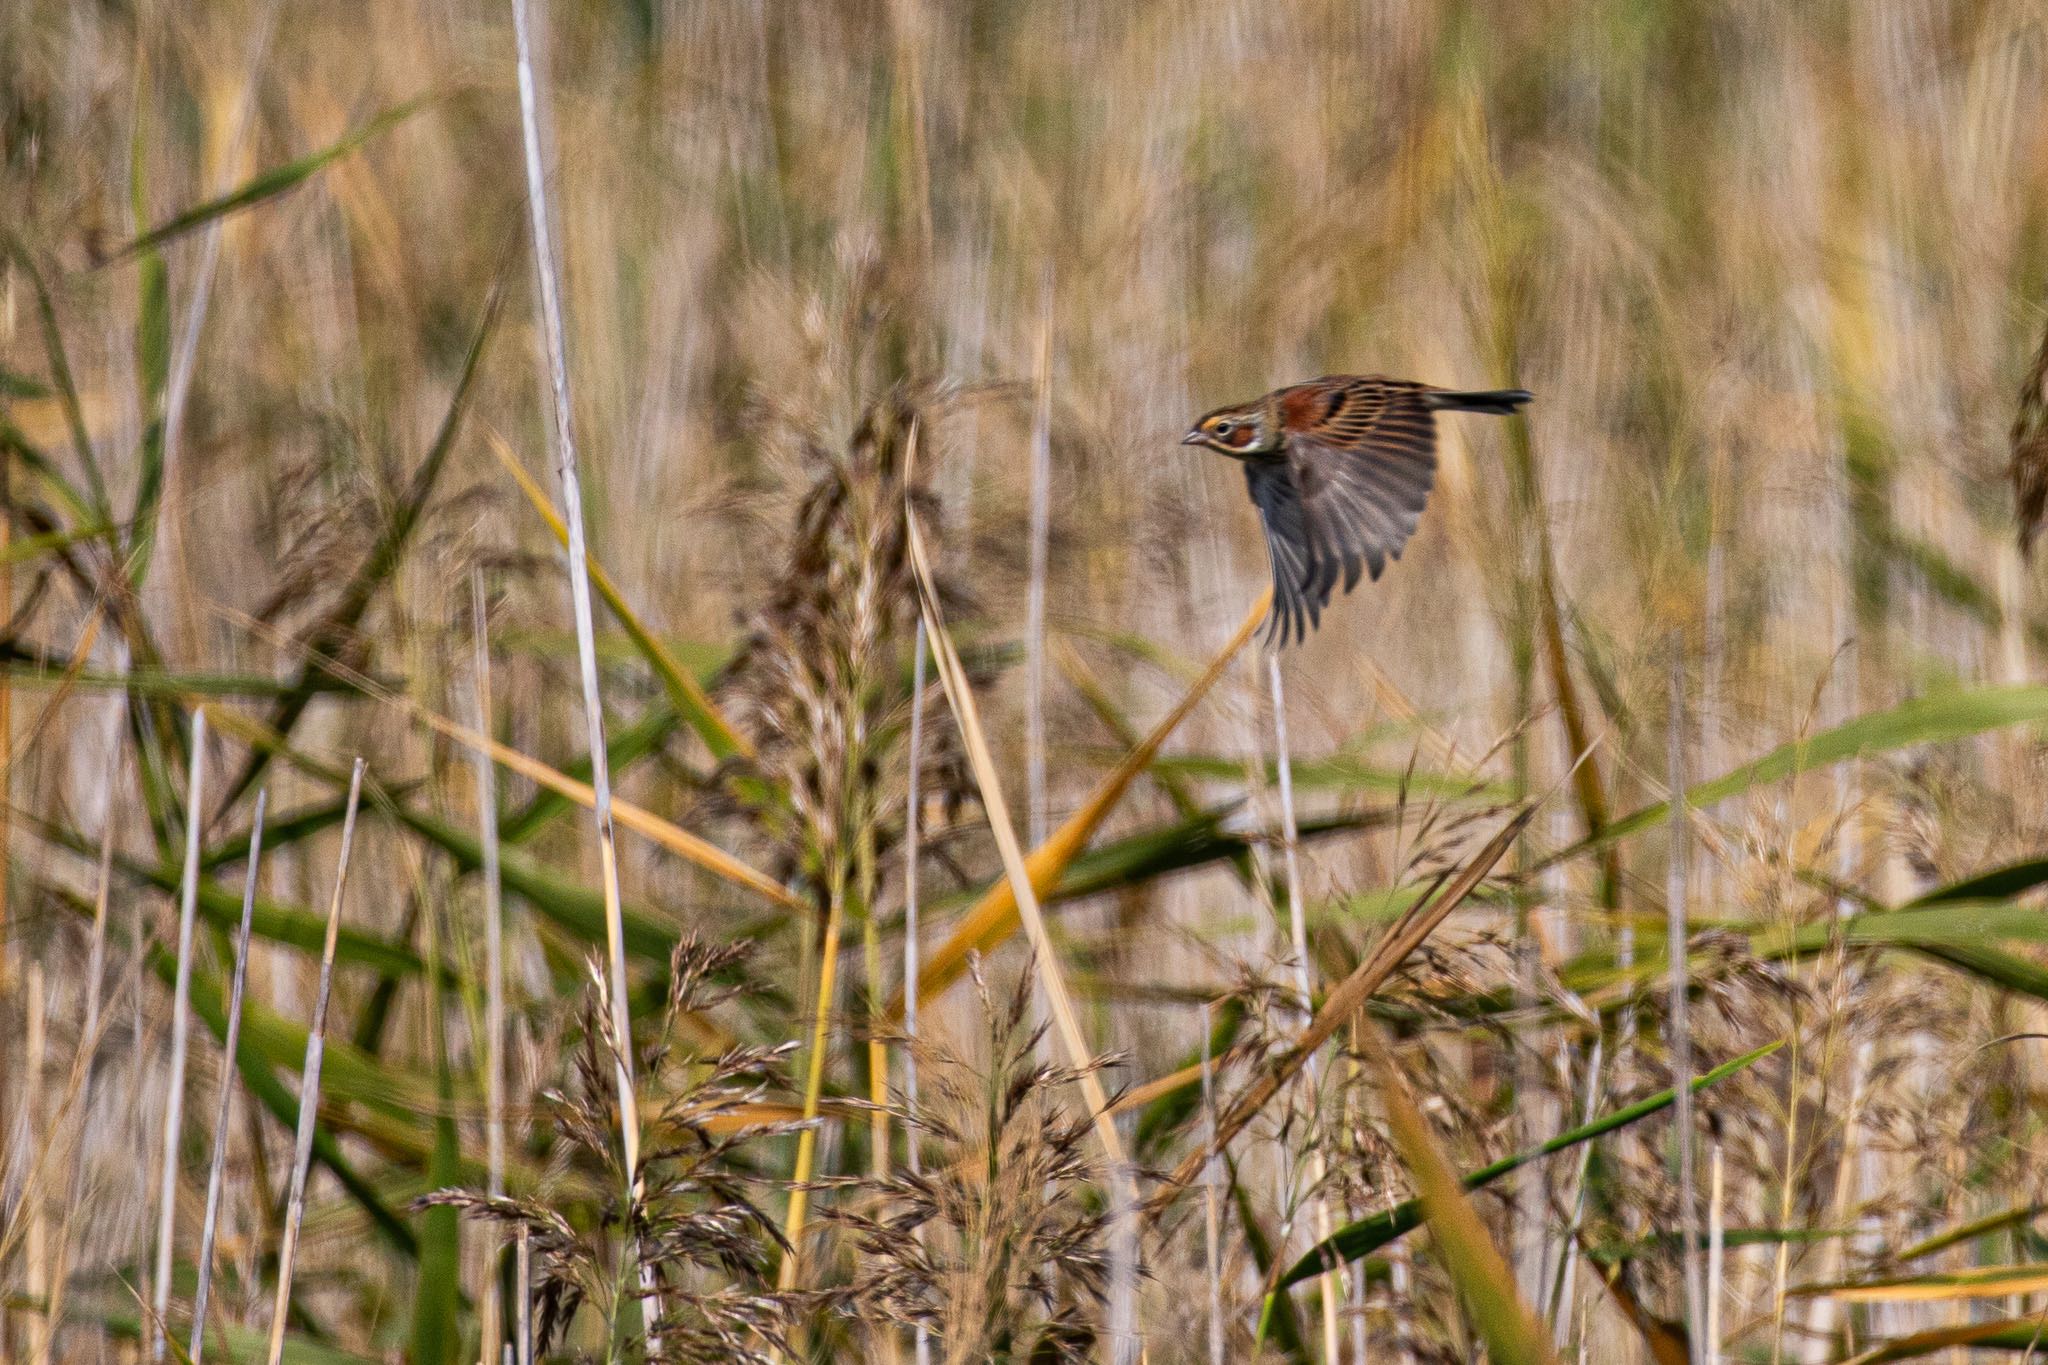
[1267,655,1342,1363]
[1667,641,1702,1364]
[151,707,207,1362]
[190,789,266,1365]
[904,622,931,1365]
[264,758,364,1365]
[469,570,507,1365]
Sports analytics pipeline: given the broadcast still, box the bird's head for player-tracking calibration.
[1182,403,1275,457]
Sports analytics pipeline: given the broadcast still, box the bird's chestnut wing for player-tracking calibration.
[1280,377,1438,609]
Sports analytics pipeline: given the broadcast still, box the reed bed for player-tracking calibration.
[3,1,2048,1362]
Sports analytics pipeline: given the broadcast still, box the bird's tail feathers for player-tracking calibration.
[1427,387,1533,415]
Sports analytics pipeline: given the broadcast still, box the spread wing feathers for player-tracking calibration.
[1246,378,1440,646]
[1245,461,1315,646]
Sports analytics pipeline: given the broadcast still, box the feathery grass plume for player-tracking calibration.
[423,936,807,1363]
[823,962,1123,1364]
[720,391,968,1286]
[724,390,967,890]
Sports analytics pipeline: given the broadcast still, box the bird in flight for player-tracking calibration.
[1182,375,1532,645]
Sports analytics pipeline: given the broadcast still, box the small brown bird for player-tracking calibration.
[1183,375,1532,645]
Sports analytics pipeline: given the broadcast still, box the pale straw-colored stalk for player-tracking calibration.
[264,758,364,1365]
[151,707,207,1361]
[190,789,265,1365]
[515,1225,533,1365]
[508,1,657,1339]
[469,569,507,1365]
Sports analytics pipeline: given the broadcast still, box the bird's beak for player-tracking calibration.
[1180,430,1204,446]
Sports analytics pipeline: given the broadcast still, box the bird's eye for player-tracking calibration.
[1215,421,1236,437]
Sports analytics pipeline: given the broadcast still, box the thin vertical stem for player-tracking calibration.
[1267,655,1341,1361]
[469,570,507,1365]
[1667,644,1702,1365]
[151,708,207,1361]
[1201,1002,1225,1365]
[515,1225,533,1365]
[265,759,364,1365]
[509,0,642,1200]
[903,623,931,1365]
[191,790,266,1365]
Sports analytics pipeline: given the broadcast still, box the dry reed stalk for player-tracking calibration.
[263,758,363,1365]
[515,1224,532,1365]
[468,570,506,1365]
[904,621,931,1365]
[508,29,652,1351]
[150,707,207,1361]
[1668,645,1702,1363]
[1147,803,1537,1218]
[1267,655,1342,1362]
[189,788,265,1365]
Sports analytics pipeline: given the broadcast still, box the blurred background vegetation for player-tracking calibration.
[4,0,2048,1361]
